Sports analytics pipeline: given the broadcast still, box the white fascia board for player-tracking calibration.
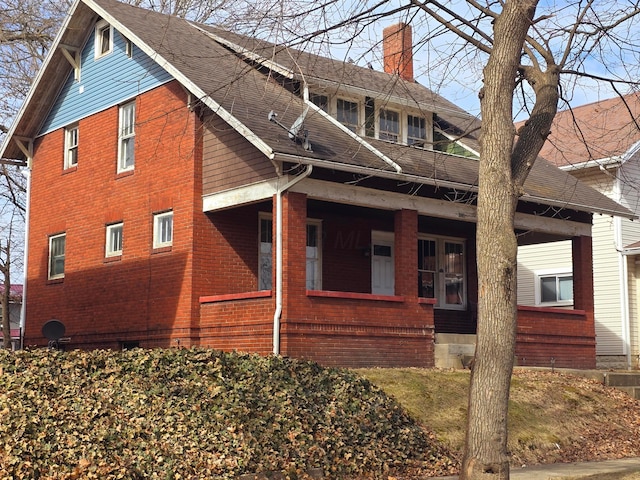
[521,193,635,220]
[202,178,280,212]
[202,175,590,237]
[188,23,295,79]
[0,0,82,160]
[559,156,622,171]
[561,141,640,172]
[289,178,591,237]
[83,0,275,161]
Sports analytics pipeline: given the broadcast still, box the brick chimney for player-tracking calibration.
[383,23,414,81]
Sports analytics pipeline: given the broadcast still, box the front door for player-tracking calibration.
[371,231,394,295]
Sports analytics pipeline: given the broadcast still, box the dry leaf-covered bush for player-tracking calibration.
[0,348,454,479]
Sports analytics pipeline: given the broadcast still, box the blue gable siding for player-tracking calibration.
[40,26,173,135]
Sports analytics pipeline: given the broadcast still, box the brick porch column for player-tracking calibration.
[572,235,596,337]
[394,209,418,298]
[278,191,308,355]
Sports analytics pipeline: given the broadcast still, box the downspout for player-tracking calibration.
[273,164,313,355]
[19,167,31,350]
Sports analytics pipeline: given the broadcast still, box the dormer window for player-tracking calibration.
[337,98,359,132]
[407,115,426,146]
[95,20,113,58]
[310,94,328,112]
[379,109,400,142]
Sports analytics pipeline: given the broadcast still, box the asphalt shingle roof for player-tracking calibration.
[0,0,634,219]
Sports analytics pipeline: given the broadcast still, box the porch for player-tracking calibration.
[198,188,596,368]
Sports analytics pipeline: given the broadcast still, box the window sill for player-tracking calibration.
[63,165,78,174]
[418,297,437,305]
[152,246,172,254]
[518,305,585,316]
[47,277,64,285]
[115,169,134,180]
[307,290,405,302]
[104,255,122,263]
[200,290,272,304]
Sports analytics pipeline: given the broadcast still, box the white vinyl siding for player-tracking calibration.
[517,240,572,306]
[577,167,626,356]
[631,260,640,366]
[592,210,624,355]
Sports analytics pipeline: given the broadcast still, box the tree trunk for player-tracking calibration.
[461,2,539,479]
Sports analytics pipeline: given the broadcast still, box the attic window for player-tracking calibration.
[407,115,426,147]
[95,20,113,58]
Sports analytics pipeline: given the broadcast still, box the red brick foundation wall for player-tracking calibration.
[199,293,274,355]
[516,306,596,369]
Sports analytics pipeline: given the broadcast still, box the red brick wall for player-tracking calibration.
[200,294,274,355]
[278,193,435,368]
[383,23,414,81]
[25,81,200,349]
[516,306,596,369]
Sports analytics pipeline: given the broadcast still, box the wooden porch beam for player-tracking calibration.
[202,177,591,238]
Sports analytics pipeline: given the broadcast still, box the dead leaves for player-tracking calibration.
[0,349,455,479]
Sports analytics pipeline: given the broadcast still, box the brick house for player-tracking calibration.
[0,0,633,368]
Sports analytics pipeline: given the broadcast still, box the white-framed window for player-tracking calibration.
[379,108,400,142]
[124,37,133,58]
[49,233,66,280]
[106,222,123,257]
[535,269,573,306]
[407,114,426,147]
[64,124,79,169]
[418,235,466,309]
[258,214,273,290]
[153,211,173,249]
[118,101,135,172]
[95,20,113,58]
[258,215,322,291]
[310,94,328,112]
[306,220,322,290]
[337,98,359,133]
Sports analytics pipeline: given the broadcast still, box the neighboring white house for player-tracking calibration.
[518,94,640,369]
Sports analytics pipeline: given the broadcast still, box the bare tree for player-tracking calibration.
[229,1,639,478]
[2,0,640,474]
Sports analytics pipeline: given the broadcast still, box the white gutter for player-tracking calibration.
[19,168,32,350]
[559,156,622,172]
[273,165,313,355]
